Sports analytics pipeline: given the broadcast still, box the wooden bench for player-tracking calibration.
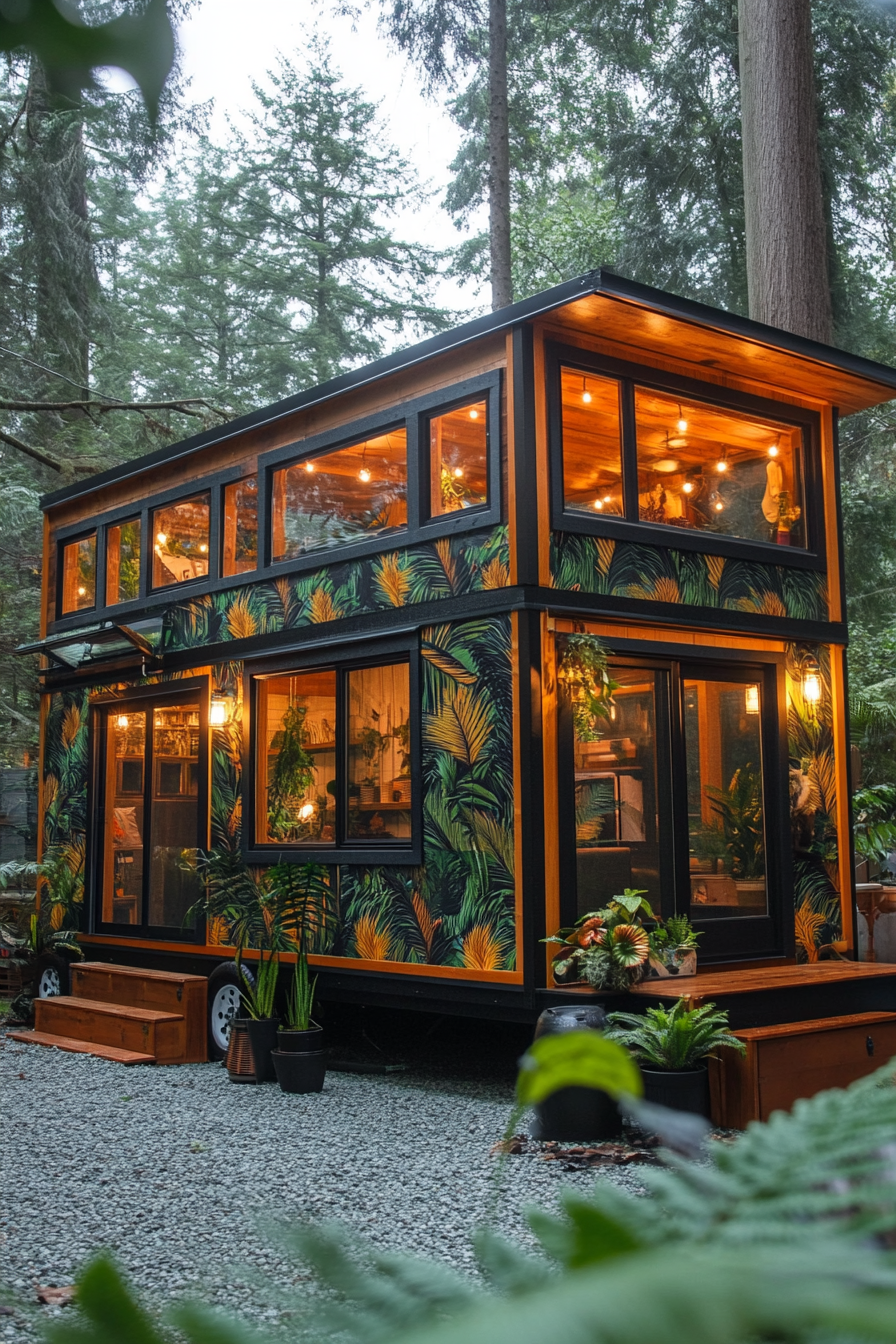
[707,1011,896,1127]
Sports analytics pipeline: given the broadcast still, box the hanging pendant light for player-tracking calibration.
[582,376,592,405]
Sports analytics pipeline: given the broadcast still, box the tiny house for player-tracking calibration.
[26,271,896,1088]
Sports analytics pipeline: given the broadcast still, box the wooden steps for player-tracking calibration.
[12,961,208,1066]
[6,1029,154,1065]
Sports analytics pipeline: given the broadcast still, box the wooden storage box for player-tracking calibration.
[708,1011,896,1128]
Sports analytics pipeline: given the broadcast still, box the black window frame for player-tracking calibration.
[104,513,143,608]
[547,340,826,572]
[56,528,99,620]
[243,633,422,866]
[48,372,503,634]
[149,488,214,594]
[557,643,794,964]
[87,676,210,943]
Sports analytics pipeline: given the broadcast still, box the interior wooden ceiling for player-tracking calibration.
[547,293,896,415]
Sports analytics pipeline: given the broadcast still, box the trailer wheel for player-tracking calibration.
[33,952,70,999]
[207,961,255,1061]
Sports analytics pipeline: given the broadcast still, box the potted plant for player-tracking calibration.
[232,946,280,1083]
[705,766,766,904]
[390,719,412,804]
[544,889,654,991]
[357,722,387,804]
[556,633,619,742]
[603,997,746,1116]
[646,913,701,979]
[267,702,317,840]
[0,850,84,1012]
[272,943,327,1094]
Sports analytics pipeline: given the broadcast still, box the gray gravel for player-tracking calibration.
[0,1029,649,1341]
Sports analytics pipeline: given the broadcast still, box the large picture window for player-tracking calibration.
[254,657,413,851]
[555,350,811,554]
[271,430,408,562]
[60,533,97,614]
[152,493,210,588]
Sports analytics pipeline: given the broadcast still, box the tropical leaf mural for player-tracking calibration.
[550,533,828,622]
[165,525,511,653]
[786,642,842,961]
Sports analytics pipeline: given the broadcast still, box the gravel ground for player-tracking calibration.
[0,1022,652,1342]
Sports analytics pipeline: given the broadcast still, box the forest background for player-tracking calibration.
[2,0,896,786]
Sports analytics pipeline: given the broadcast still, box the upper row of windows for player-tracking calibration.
[56,358,813,619]
[58,397,490,616]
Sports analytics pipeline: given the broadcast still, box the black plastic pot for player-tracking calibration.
[277,1024,324,1053]
[272,1048,328,1094]
[641,1065,710,1117]
[530,1003,622,1140]
[245,1017,279,1082]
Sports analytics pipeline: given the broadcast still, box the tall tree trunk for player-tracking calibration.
[488,0,512,310]
[738,0,832,343]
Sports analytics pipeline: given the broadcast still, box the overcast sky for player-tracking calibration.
[174,0,485,314]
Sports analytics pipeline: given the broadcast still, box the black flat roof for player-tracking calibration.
[42,268,896,510]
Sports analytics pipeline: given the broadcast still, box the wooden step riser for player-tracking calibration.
[72,964,208,1063]
[6,1030,154,1065]
[36,1000,162,1055]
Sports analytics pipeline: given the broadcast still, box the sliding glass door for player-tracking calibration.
[558,653,792,961]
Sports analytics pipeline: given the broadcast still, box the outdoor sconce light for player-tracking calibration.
[209,693,234,726]
[745,685,760,715]
[803,659,822,706]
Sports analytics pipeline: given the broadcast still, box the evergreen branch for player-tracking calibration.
[0,427,61,471]
[0,397,231,416]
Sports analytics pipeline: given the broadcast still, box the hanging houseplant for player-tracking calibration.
[557,634,619,741]
[268,702,317,839]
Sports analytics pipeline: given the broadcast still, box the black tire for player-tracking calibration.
[32,951,70,1000]
[207,961,255,1061]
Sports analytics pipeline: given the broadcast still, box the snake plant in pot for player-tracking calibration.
[233,947,280,1083]
[604,997,745,1116]
[272,944,327,1093]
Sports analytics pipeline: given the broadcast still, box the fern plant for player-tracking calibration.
[603,998,745,1071]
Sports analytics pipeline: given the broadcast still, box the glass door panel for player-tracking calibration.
[103,711,146,926]
[148,705,201,932]
[683,678,768,919]
[570,666,669,920]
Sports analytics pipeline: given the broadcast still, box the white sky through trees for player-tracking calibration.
[176,0,484,316]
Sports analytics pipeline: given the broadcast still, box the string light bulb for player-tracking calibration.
[593,498,604,510]
[469,407,479,419]
[453,467,464,478]
[714,500,725,512]
[304,460,315,473]
[77,585,86,597]
[716,452,728,473]
[199,544,208,554]
[582,377,592,405]
[676,404,688,433]
[156,532,167,546]
[682,480,694,495]
[768,441,780,458]
[358,467,372,483]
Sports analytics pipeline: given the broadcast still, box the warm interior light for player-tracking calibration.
[745,685,760,715]
[716,457,728,473]
[304,460,315,473]
[116,714,129,729]
[77,585,86,596]
[593,498,604,510]
[199,543,208,553]
[654,458,679,474]
[682,480,694,495]
[358,467,372,483]
[582,377,592,405]
[298,802,315,821]
[714,499,724,512]
[676,405,688,433]
[768,442,780,458]
[453,467,464,478]
[469,408,479,419]
[156,532,167,545]
[603,494,612,503]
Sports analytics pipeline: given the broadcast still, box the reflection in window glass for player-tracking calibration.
[635,387,805,547]
[271,430,407,562]
[104,710,146,925]
[572,667,662,919]
[152,494,210,588]
[560,368,624,515]
[258,670,337,844]
[106,518,141,605]
[149,704,201,928]
[685,679,768,917]
[429,400,488,516]
[61,534,97,613]
[223,476,258,576]
[348,662,411,841]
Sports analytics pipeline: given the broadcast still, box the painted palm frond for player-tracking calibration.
[407,547,454,602]
[225,593,259,641]
[467,809,515,876]
[352,912,394,961]
[460,923,507,971]
[479,557,510,589]
[809,749,838,822]
[423,686,491,766]
[308,584,343,624]
[61,704,81,750]
[795,901,828,962]
[373,552,411,608]
[421,642,479,685]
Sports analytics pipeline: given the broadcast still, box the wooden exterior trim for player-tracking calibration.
[541,611,560,983]
[830,642,856,952]
[510,610,526,979]
[820,405,842,623]
[532,325,552,586]
[552,615,787,653]
[505,332,518,585]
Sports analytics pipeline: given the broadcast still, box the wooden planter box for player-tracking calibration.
[708,1011,896,1128]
